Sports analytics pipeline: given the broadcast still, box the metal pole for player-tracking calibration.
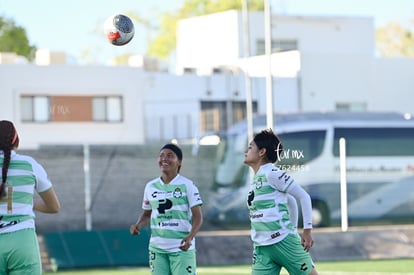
[264,0,274,129]
[339,138,348,232]
[83,143,92,231]
[242,0,254,142]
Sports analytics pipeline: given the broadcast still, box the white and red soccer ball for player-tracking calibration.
[104,14,135,46]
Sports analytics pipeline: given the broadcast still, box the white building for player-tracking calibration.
[0,65,146,148]
[1,10,414,149]
[176,10,399,112]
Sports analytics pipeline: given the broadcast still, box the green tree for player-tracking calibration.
[376,20,414,57]
[0,16,37,61]
[137,0,264,60]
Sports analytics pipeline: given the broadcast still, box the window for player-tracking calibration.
[92,96,123,122]
[278,130,326,165]
[200,101,258,132]
[92,97,106,121]
[21,96,50,122]
[255,39,298,55]
[333,128,414,156]
[336,102,367,112]
[20,95,123,122]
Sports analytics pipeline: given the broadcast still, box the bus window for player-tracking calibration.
[213,133,248,188]
[333,128,414,156]
[278,130,326,166]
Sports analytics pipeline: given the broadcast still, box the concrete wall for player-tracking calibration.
[30,144,219,234]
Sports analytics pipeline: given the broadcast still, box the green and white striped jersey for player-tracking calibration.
[0,151,53,234]
[247,163,296,246]
[142,174,202,253]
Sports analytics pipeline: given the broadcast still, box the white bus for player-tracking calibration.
[205,112,414,227]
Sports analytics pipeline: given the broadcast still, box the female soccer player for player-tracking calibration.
[0,120,60,274]
[130,143,203,275]
[244,129,318,275]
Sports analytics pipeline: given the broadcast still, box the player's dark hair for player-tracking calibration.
[253,128,283,163]
[0,120,19,198]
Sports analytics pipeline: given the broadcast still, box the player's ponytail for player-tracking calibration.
[0,121,19,198]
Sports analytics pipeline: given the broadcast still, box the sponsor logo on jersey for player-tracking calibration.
[157,214,173,220]
[152,190,173,198]
[271,232,281,239]
[159,221,179,227]
[278,172,292,184]
[0,216,18,229]
[247,191,255,207]
[249,213,263,219]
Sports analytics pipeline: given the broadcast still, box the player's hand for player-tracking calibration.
[130,224,140,235]
[301,229,314,252]
[179,236,192,251]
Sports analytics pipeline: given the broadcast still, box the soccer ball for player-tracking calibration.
[104,14,135,46]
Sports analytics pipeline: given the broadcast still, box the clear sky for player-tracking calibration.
[0,0,413,65]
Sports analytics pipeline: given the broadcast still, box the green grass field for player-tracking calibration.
[45,259,414,274]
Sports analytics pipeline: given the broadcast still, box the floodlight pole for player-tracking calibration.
[83,143,92,231]
[339,138,348,232]
[242,0,254,142]
[264,0,274,129]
